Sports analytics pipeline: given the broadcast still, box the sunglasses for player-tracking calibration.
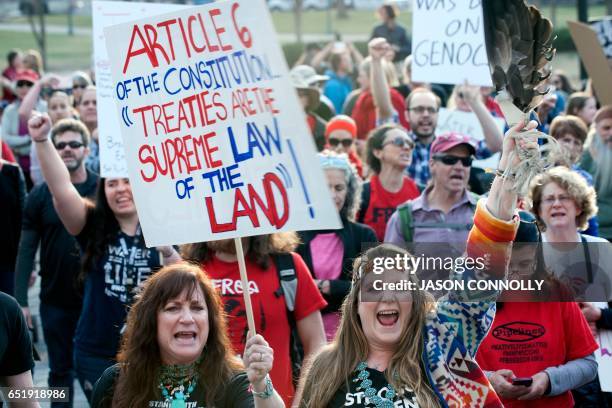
[383,136,414,149]
[73,84,87,90]
[55,141,84,150]
[16,80,34,88]
[433,154,472,167]
[329,138,353,147]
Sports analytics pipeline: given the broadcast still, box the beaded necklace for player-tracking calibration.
[353,362,397,408]
[158,359,201,408]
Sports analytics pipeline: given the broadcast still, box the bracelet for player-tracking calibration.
[250,375,273,399]
[486,168,515,179]
[33,138,49,143]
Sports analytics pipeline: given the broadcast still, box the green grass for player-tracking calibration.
[7,13,92,27]
[0,30,92,71]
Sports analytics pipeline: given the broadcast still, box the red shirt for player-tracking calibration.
[1,142,16,163]
[202,252,326,407]
[360,174,420,241]
[476,302,598,408]
[351,89,410,140]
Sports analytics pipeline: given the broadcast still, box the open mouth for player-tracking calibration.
[376,310,399,326]
[551,212,566,218]
[174,331,196,341]
[449,174,464,180]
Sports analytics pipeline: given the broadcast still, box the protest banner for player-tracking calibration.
[593,303,612,392]
[590,17,612,61]
[93,1,187,178]
[102,0,341,248]
[568,20,612,106]
[411,0,492,86]
[435,107,504,169]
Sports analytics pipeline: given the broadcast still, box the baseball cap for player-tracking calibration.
[430,132,476,156]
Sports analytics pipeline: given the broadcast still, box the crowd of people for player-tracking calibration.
[1,3,612,407]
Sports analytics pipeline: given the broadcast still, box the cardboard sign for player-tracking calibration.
[411,0,492,86]
[93,1,187,178]
[435,108,504,169]
[568,20,612,106]
[103,0,341,246]
[590,17,612,60]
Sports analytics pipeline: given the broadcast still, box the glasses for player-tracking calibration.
[433,154,472,167]
[542,195,572,205]
[329,138,353,148]
[383,136,414,149]
[73,84,87,90]
[16,80,33,88]
[55,141,84,150]
[408,106,438,115]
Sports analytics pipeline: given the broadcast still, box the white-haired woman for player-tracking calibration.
[297,151,377,341]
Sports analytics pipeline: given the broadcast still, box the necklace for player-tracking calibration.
[158,360,201,408]
[353,362,396,408]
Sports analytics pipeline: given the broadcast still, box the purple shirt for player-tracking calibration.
[384,186,478,246]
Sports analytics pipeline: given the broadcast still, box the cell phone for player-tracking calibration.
[512,377,533,386]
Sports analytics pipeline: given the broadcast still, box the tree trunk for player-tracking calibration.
[606,0,612,15]
[549,0,557,28]
[336,0,348,19]
[27,0,47,71]
[294,0,303,44]
[68,0,75,36]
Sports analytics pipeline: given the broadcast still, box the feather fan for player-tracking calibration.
[482,0,556,122]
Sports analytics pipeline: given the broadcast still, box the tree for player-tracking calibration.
[26,0,47,70]
[336,0,348,19]
[294,0,303,44]
[606,0,612,15]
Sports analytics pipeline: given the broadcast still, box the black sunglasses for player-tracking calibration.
[383,136,414,149]
[329,138,353,147]
[55,141,84,150]
[433,154,472,167]
[73,84,87,90]
[16,80,34,87]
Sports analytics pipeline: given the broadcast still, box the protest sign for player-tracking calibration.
[568,20,612,106]
[593,303,612,392]
[590,17,612,61]
[435,108,504,169]
[103,0,341,247]
[411,0,492,86]
[93,1,187,178]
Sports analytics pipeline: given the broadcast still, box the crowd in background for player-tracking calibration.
[1,3,612,408]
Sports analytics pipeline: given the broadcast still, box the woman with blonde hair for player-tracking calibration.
[299,121,536,407]
[91,263,284,407]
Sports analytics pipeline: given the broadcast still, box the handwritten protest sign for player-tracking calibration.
[411,0,492,86]
[103,0,341,247]
[435,108,504,169]
[93,1,187,178]
[590,17,612,61]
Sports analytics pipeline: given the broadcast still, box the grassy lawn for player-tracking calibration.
[0,30,92,71]
[0,3,600,80]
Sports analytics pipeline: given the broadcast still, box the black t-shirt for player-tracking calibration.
[328,368,420,407]
[0,162,25,269]
[15,170,98,308]
[91,364,254,408]
[74,218,161,358]
[0,292,34,376]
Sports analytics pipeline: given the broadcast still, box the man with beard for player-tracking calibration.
[77,86,99,174]
[581,105,612,241]
[385,132,478,247]
[181,234,326,407]
[404,87,501,189]
[15,118,97,407]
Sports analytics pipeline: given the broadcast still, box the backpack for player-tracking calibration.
[272,253,302,387]
[397,192,479,242]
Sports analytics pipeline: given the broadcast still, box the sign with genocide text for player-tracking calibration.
[411,0,492,86]
[103,0,341,246]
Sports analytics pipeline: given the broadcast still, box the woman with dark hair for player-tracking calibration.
[91,263,284,408]
[357,124,419,241]
[298,121,539,407]
[476,212,598,408]
[566,92,597,127]
[297,151,377,341]
[28,112,181,402]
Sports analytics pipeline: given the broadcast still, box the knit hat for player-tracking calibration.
[515,211,540,243]
[325,115,357,139]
